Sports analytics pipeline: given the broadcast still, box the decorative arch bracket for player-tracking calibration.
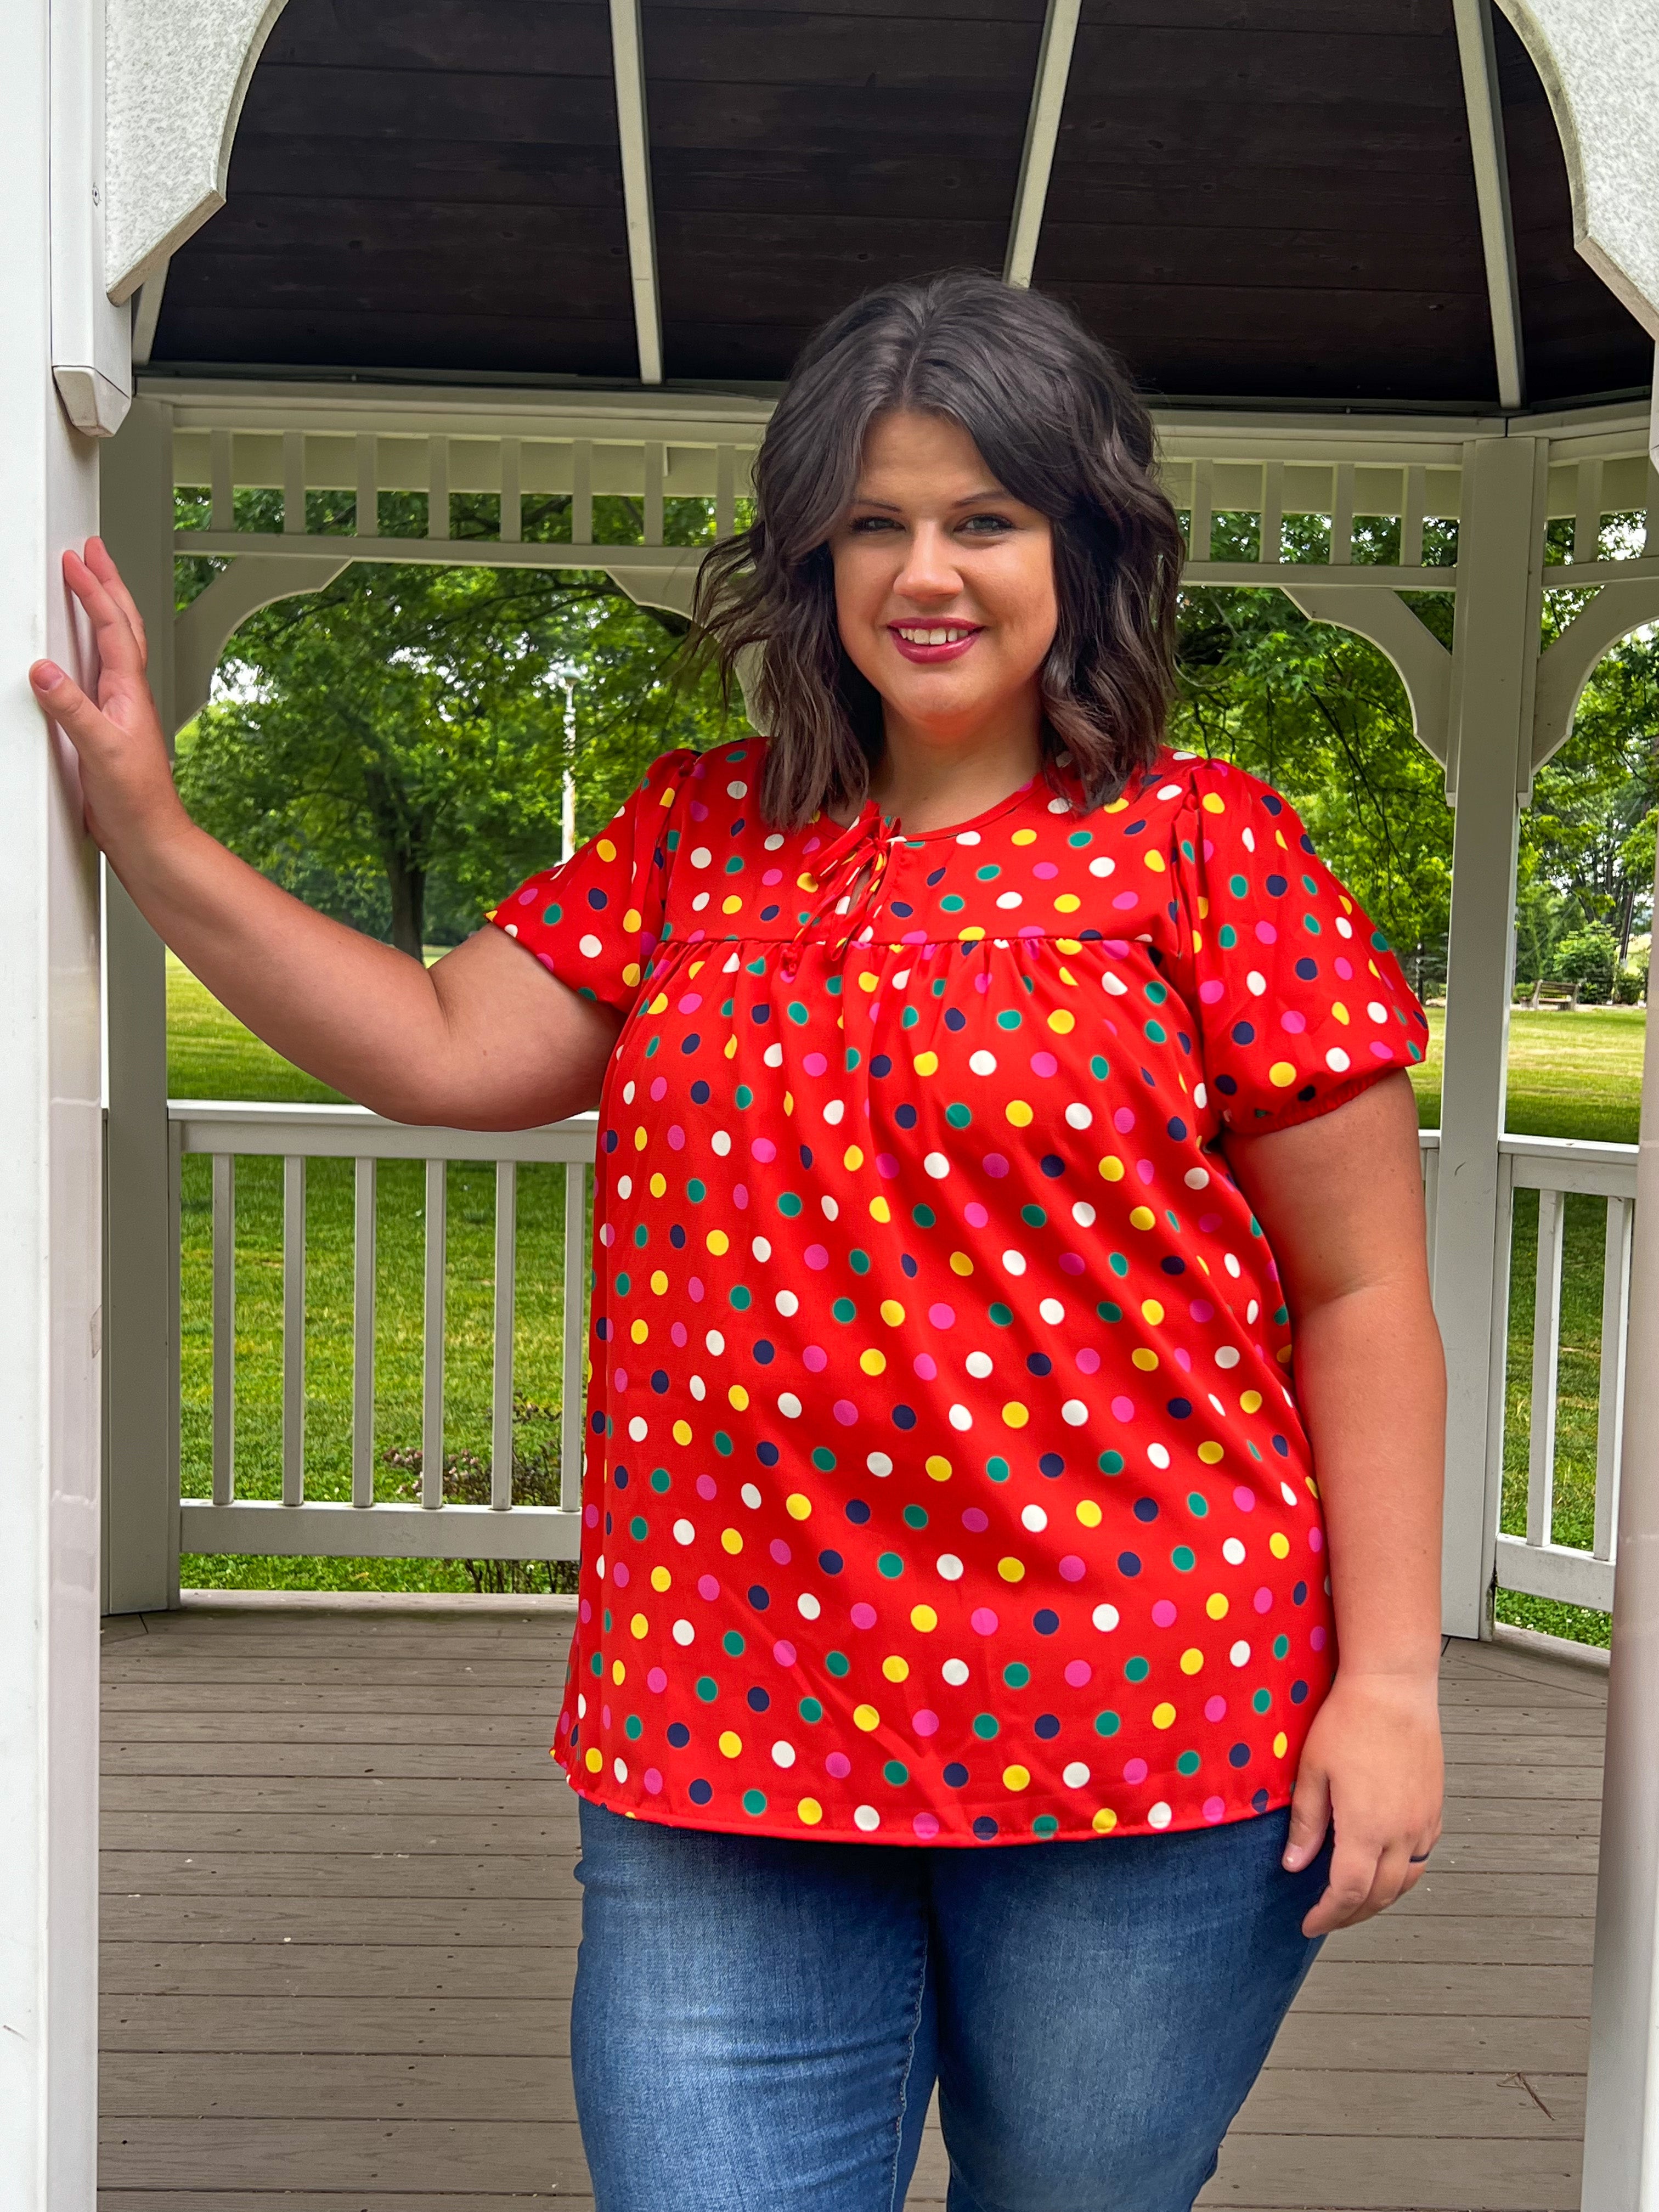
[1531,575,1659,780]
[1276,582,1452,769]
[173,551,350,734]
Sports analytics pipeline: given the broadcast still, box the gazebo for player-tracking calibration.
[9,0,1659,2202]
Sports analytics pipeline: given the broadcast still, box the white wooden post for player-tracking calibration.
[1581,362,1659,2211]
[1432,433,1544,1639]
[100,396,179,1613]
[0,0,110,2193]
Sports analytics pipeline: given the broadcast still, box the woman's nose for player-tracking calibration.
[893,524,963,602]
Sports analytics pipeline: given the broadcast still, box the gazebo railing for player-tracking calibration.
[165,1105,1636,1616]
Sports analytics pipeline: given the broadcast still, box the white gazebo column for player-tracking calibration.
[1580,362,1659,2212]
[100,397,179,1613]
[1432,432,1544,1639]
[0,0,111,2196]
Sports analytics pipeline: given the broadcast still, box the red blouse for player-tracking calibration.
[492,741,1426,1846]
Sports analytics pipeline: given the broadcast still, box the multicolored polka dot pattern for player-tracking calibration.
[491,742,1427,1845]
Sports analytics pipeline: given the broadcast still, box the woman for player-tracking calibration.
[35,271,1443,2212]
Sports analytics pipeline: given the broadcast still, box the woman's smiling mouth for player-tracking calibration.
[888,622,983,663]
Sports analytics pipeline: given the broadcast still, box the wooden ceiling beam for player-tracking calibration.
[608,0,662,385]
[1003,0,1082,289]
[1453,0,1526,409]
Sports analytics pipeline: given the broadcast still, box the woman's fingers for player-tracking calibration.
[30,659,119,755]
[82,537,149,671]
[62,545,146,698]
[1282,1761,1330,1874]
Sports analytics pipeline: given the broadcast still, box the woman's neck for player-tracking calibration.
[829,708,1045,833]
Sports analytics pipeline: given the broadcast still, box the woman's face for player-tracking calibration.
[830,410,1057,743]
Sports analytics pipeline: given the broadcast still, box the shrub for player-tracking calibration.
[1615,964,1646,1005]
[1554,925,1620,1005]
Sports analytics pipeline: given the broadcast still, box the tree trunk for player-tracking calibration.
[386,850,426,960]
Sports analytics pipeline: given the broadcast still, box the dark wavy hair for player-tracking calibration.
[693,269,1184,830]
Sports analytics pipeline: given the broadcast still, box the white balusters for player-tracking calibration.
[211,1154,235,1505]
[1526,1185,1565,1548]
[1259,460,1283,565]
[1401,465,1426,569]
[562,1159,587,1509]
[1187,457,1212,561]
[1329,464,1355,565]
[283,431,306,535]
[572,439,593,543]
[422,1157,446,1508]
[352,1156,376,1508]
[1596,1195,1634,1561]
[1573,456,1604,563]
[283,1155,306,1505]
[428,436,450,541]
[499,437,522,544]
[356,434,379,539]
[716,443,736,538]
[644,442,664,546]
[210,428,233,532]
[492,1160,517,1510]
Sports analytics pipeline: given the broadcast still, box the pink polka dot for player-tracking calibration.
[1255,921,1278,944]
[1123,1757,1149,1785]
[912,1709,940,1737]
[697,1474,718,1500]
[1058,1555,1086,1583]
[1032,861,1059,879]
[929,1304,956,1329]
[803,1345,828,1373]
[961,1508,989,1533]
[1310,1626,1328,1651]
[850,1602,878,1629]
[676,994,701,1014]
[1030,1051,1058,1077]
[803,1052,827,1076]
[1076,1346,1100,1374]
[1280,1010,1306,1035]
[687,1277,705,1303]
[579,1598,592,1624]
[697,1575,720,1601]
[670,1322,688,1347]
[1059,1252,1085,1276]
[647,1667,668,1693]
[1113,1108,1136,1133]
[912,1354,938,1381]
[1232,1486,1255,1513]
[666,1124,686,1149]
[876,1153,900,1178]
[1370,1040,1396,1059]
[1064,1660,1092,1688]
[644,1768,664,1795]
[770,1539,793,1565]
[1203,1796,1227,1824]
[982,1153,1009,1177]
[804,1245,830,1270]
[964,1202,989,1229]
[1204,1695,1227,1721]
[1198,980,1224,1003]
[1308,1527,1323,1553]
[772,1639,798,1666]
[612,1561,630,1588]
[1198,1211,1221,1232]
[1254,1587,1273,1614]
[584,1503,600,1527]
[970,1607,999,1635]
[1112,891,1138,909]
[1151,1599,1177,1628]
[912,1812,941,1838]
[750,1137,777,1163]
[1189,1299,1214,1323]
[1111,1395,1136,1423]
[650,1077,668,1101]
[833,1399,859,1425]
[1136,1159,1155,1184]
[1335,955,1353,978]
[826,1752,852,1779]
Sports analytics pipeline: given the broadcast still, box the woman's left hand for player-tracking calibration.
[1282,1669,1444,1937]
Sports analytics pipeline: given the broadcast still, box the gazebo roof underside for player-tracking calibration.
[146,0,1651,415]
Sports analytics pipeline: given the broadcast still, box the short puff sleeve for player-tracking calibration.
[489,747,698,1017]
[1170,757,1429,1136]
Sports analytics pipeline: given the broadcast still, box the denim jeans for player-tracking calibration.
[571,1798,1328,2211]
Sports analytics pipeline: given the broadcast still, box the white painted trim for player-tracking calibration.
[1003,0,1082,289]
[1494,1531,1614,1610]
[173,551,352,730]
[1531,574,1659,774]
[1453,0,1526,409]
[129,256,168,368]
[608,0,662,384]
[179,1498,584,1562]
[52,0,132,435]
[1275,581,1453,763]
[170,1099,599,1165]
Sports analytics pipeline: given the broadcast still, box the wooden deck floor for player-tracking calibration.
[98,1598,1603,2211]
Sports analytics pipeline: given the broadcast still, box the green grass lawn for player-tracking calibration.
[171,958,1646,1640]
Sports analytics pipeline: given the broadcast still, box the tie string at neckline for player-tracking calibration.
[782,799,905,977]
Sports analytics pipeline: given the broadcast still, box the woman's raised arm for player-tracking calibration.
[31,538,616,1131]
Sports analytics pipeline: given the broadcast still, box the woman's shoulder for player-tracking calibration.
[1125,747,1298,824]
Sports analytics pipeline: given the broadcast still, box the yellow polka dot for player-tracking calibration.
[869,1196,892,1223]
[707,1229,730,1256]
[719,1731,743,1758]
[1098,1155,1125,1182]
[1076,1499,1103,1527]
[1269,1532,1291,1560]
[915,1051,939,1076]
[950,1250,975,1277]
[622,962,641,987]
[1001,1402,1030,1430]
[630,1613,648,1640]
[1198,1441,1223,1464]
[843,1145,865,1171]
[634,1126,648,1150]
[651,1566,672,1593]
[1152,1702,1177,1730]
[652,1271,670,1296]
[1047,1009,1075,1033]
[1092,1806,1119,1833]
[910,1605,938,1633]
[958,926,985,945]
[860,1348,887,1376]
[671,1419,692,1446]
[1141,1299,1165,1326]
[1143,850,1167,873]
[857,972,878,995]
[798,1797,823,1826]
[611,1660,626,1684]
[1201,793,1225,815]
[1129,1205,1155,1230]
[585,1747,603,1773]
[997,1556,1026,1583]
[1179,1647,1204,1675]
[1274,1731,1289,1758]
[1277,1344,1295,1365]
[630,1319,649,1344]
[1241,1390,1263,1414]
[1269,1061,1297,1087]
[622,906,642,932]
[1205,1593,1228,1620]
[1053,893,1081,913]
[786,1493,812,1520]
[596,838,617,862]
[882,1655,910,1682]
[1333,1001,1350,1024]
[1131,1348,1159,1372]
[925,1454,953,1482]
[1003,1764,1031,1792]
[874,1301,905,1331]
[1006,1099,1034,1126]
[727,1384,750,1411]
[720,1528,743,1554]
[721,894,742,915]
[648,1172,667,1197]
[853,1704,881,1732]
[1012,827,1037,845]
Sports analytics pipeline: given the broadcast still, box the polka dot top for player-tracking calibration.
[491,740,1427,1846]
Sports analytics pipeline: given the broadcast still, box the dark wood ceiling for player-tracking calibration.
[149,0,1651,411]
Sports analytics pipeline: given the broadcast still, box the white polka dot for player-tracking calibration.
[672,1519,696,1546]
[616,1175,633,1198]
[1071,1200,1097,1227]
[595,1555,606,1580]
[706,1329,726,1355]
[943,1657,970,1685]
[711,1130,732,1155]
[777,1392,802,1419]
[1001,1249,1027,1276]
[689,845,712,868]
[578,933,603,958]
[1216,1346,1240,1369]
[1092,1604,1120,1632]
[1368,1000,1387,1022]
[1090,857,1116,879]
[1335,915,1353,938]
[996,892,1024,910]
[628,1417,649,1441]
[821,1195,839,1221]
[1039,1297,1065,1325]
[1061,1399,1088,1427]
[691,892,710,911]
[1020,1504,1048,1533]
[969,1050,998,1076]
[867,1452,894,1477]
[924,1152,951,1180]
[765,832,785,850]
[672,1618,695,1646]
[823,1099,845,1125]
[689,1376,707,1402]
[1147,1443,1171,1469]
[1222,1537,1246,1565]
[764,1042,783,1066]
[1193,1083,1207,1108]
[956,830,982,845]
[1229,1640,1251,1667]
[1246,969,1267,996]
[949,1403,974,1431]
[1184,1167,1210,1190]
[1147,1802,1173,1830]
[797,1593,822,1621]
[936,1553,964,1581]
[1156,782,1182,801]
[854,1805,881,1832]
[1064,1102,1093,1129]
[966,1352,994,1379]
[1325,1047,1351,1073]
[1280,1482,1299,1507]
[1062,1761,1091,1788]
[613,1757,629,1784]
[726,780,748,798]
[751,1235,772,1261]
[1246,1299,1260,1324]
[1102,970,1128,994]
[741,1483,763,1509]
[1223,1253,1242,1278]
[771,1741,796,1768]
[776,1291,799,1317]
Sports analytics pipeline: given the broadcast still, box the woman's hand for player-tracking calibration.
[1283,1669,1444,1936]
[30,539,187,860]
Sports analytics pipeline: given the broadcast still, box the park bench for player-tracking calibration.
[1522,978,1582,1009]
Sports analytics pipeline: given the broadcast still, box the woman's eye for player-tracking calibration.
[849,515,900,534]
[960,513,1015,534]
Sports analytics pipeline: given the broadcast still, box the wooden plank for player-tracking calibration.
[1199,2132,1579,2210]
[101,1743,566,1780]
[1293,1963,1589,2018]
[101,1684,571,1716]
[104,1711,574,1745]
[100,1852,578,1899]
[99,1943,571,2000]
[1228,2066,1583,2138]
[103,2050,575,2121]
[101,1776,568,1815]
[100,1816,580,1854]
[100,1994,573,2057]
[103,1895,577,1948]
[99,2117,587,2192]
[1320,1916,1593,1970]
[1266,2011,1589,2074]
[98,2198,572,2212]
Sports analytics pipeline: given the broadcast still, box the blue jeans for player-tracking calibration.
[572,1799,1328,2211]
